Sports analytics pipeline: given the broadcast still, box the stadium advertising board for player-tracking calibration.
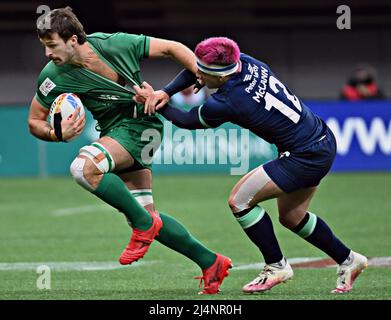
[0,101,390,176]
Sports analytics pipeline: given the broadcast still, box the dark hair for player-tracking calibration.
[37,7,86,44]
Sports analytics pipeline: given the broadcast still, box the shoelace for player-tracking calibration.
[122,233,152,261]
[194,275,219,294]
[251,267,275,284]
[194,274,219,289]
[336,269,347,287]
[128,229,154,245]
[195,275,206,289]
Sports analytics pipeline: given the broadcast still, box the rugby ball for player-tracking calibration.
[48,93,85,141]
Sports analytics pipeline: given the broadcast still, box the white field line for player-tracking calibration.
[233,257,323,270]
[1,257,389,272]
[233,257,391,270]
[51,204,114,216]
[0,260,158,271]
[367,257,391,266]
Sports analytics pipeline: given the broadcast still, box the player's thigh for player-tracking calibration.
[229,165,285,212]
[277,187,317,228]
[96,136,135,171]
[248,180,284,206]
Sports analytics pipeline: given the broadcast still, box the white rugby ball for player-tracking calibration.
[48,93,85,141]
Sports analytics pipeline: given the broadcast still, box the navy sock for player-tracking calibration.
[235,206,283,264]
[292,212,351,264]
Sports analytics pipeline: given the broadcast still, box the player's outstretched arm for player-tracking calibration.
[158,104,204,130]
[134,69,199,115]
[148,38,197,74]
[133,81,202,129]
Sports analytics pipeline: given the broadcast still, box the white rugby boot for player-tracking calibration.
[331,251,368,293]
[242,259,293,293]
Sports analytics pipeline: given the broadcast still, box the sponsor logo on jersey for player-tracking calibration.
[39,77,56,97]
[243,74,253,82]
[98,94,120,100]
[244,64,259,93]
[244,64,269,99]
[243,64,255,82]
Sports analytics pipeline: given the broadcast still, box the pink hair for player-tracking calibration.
[195,37,240,66]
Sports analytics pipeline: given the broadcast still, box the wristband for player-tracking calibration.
[194,80,204,91]
[53,112,64,142]
[162,69,197,97]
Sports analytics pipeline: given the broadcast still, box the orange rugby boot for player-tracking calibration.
[119,210,163,265]
[195,253,233,294]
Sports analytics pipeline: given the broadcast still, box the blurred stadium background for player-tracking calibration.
[0,0,390,300]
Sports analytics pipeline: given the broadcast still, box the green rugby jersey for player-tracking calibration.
[35,32,150,132]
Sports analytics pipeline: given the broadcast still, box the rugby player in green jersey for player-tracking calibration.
[28,7,231,294]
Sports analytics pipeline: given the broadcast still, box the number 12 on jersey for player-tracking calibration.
[264,75,302,124]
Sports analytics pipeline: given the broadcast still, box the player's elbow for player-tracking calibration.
[28,118,42,138]
[28,118,36,134]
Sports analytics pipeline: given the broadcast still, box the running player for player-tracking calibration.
[134,37,368,294]
[28,8,231,294]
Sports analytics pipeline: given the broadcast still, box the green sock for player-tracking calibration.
[92,173,152,230]
[156,212,216,269]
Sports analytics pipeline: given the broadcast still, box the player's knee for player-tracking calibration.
[228,193,235,212]
[69,157,82,180]
[229,165,272,214]
[71,143,116,188]
[79,143,115,173]
[70,157,96,191]
[228,195,237,213]
[228,191,249,214]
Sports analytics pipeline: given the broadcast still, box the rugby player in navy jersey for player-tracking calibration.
[133,37,367,294]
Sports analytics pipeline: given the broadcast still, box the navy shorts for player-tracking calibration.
[263,129,337,193]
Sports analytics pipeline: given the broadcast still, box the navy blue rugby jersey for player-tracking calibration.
[199,53,328,152]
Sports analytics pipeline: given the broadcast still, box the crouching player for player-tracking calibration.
[134,37,368,294]
[28,7,232,294]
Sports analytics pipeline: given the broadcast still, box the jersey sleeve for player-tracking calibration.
[111,32,150,61]
[34,66,60,109]
[158,104,204,129]
[198,95,233,128]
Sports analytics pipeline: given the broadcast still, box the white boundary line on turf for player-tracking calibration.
[233,257,391,270]
[0,260,159,271]
[233,257,323,270]
[2,257,389,272]
[367,257,391,266]
[51,204,114,216]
